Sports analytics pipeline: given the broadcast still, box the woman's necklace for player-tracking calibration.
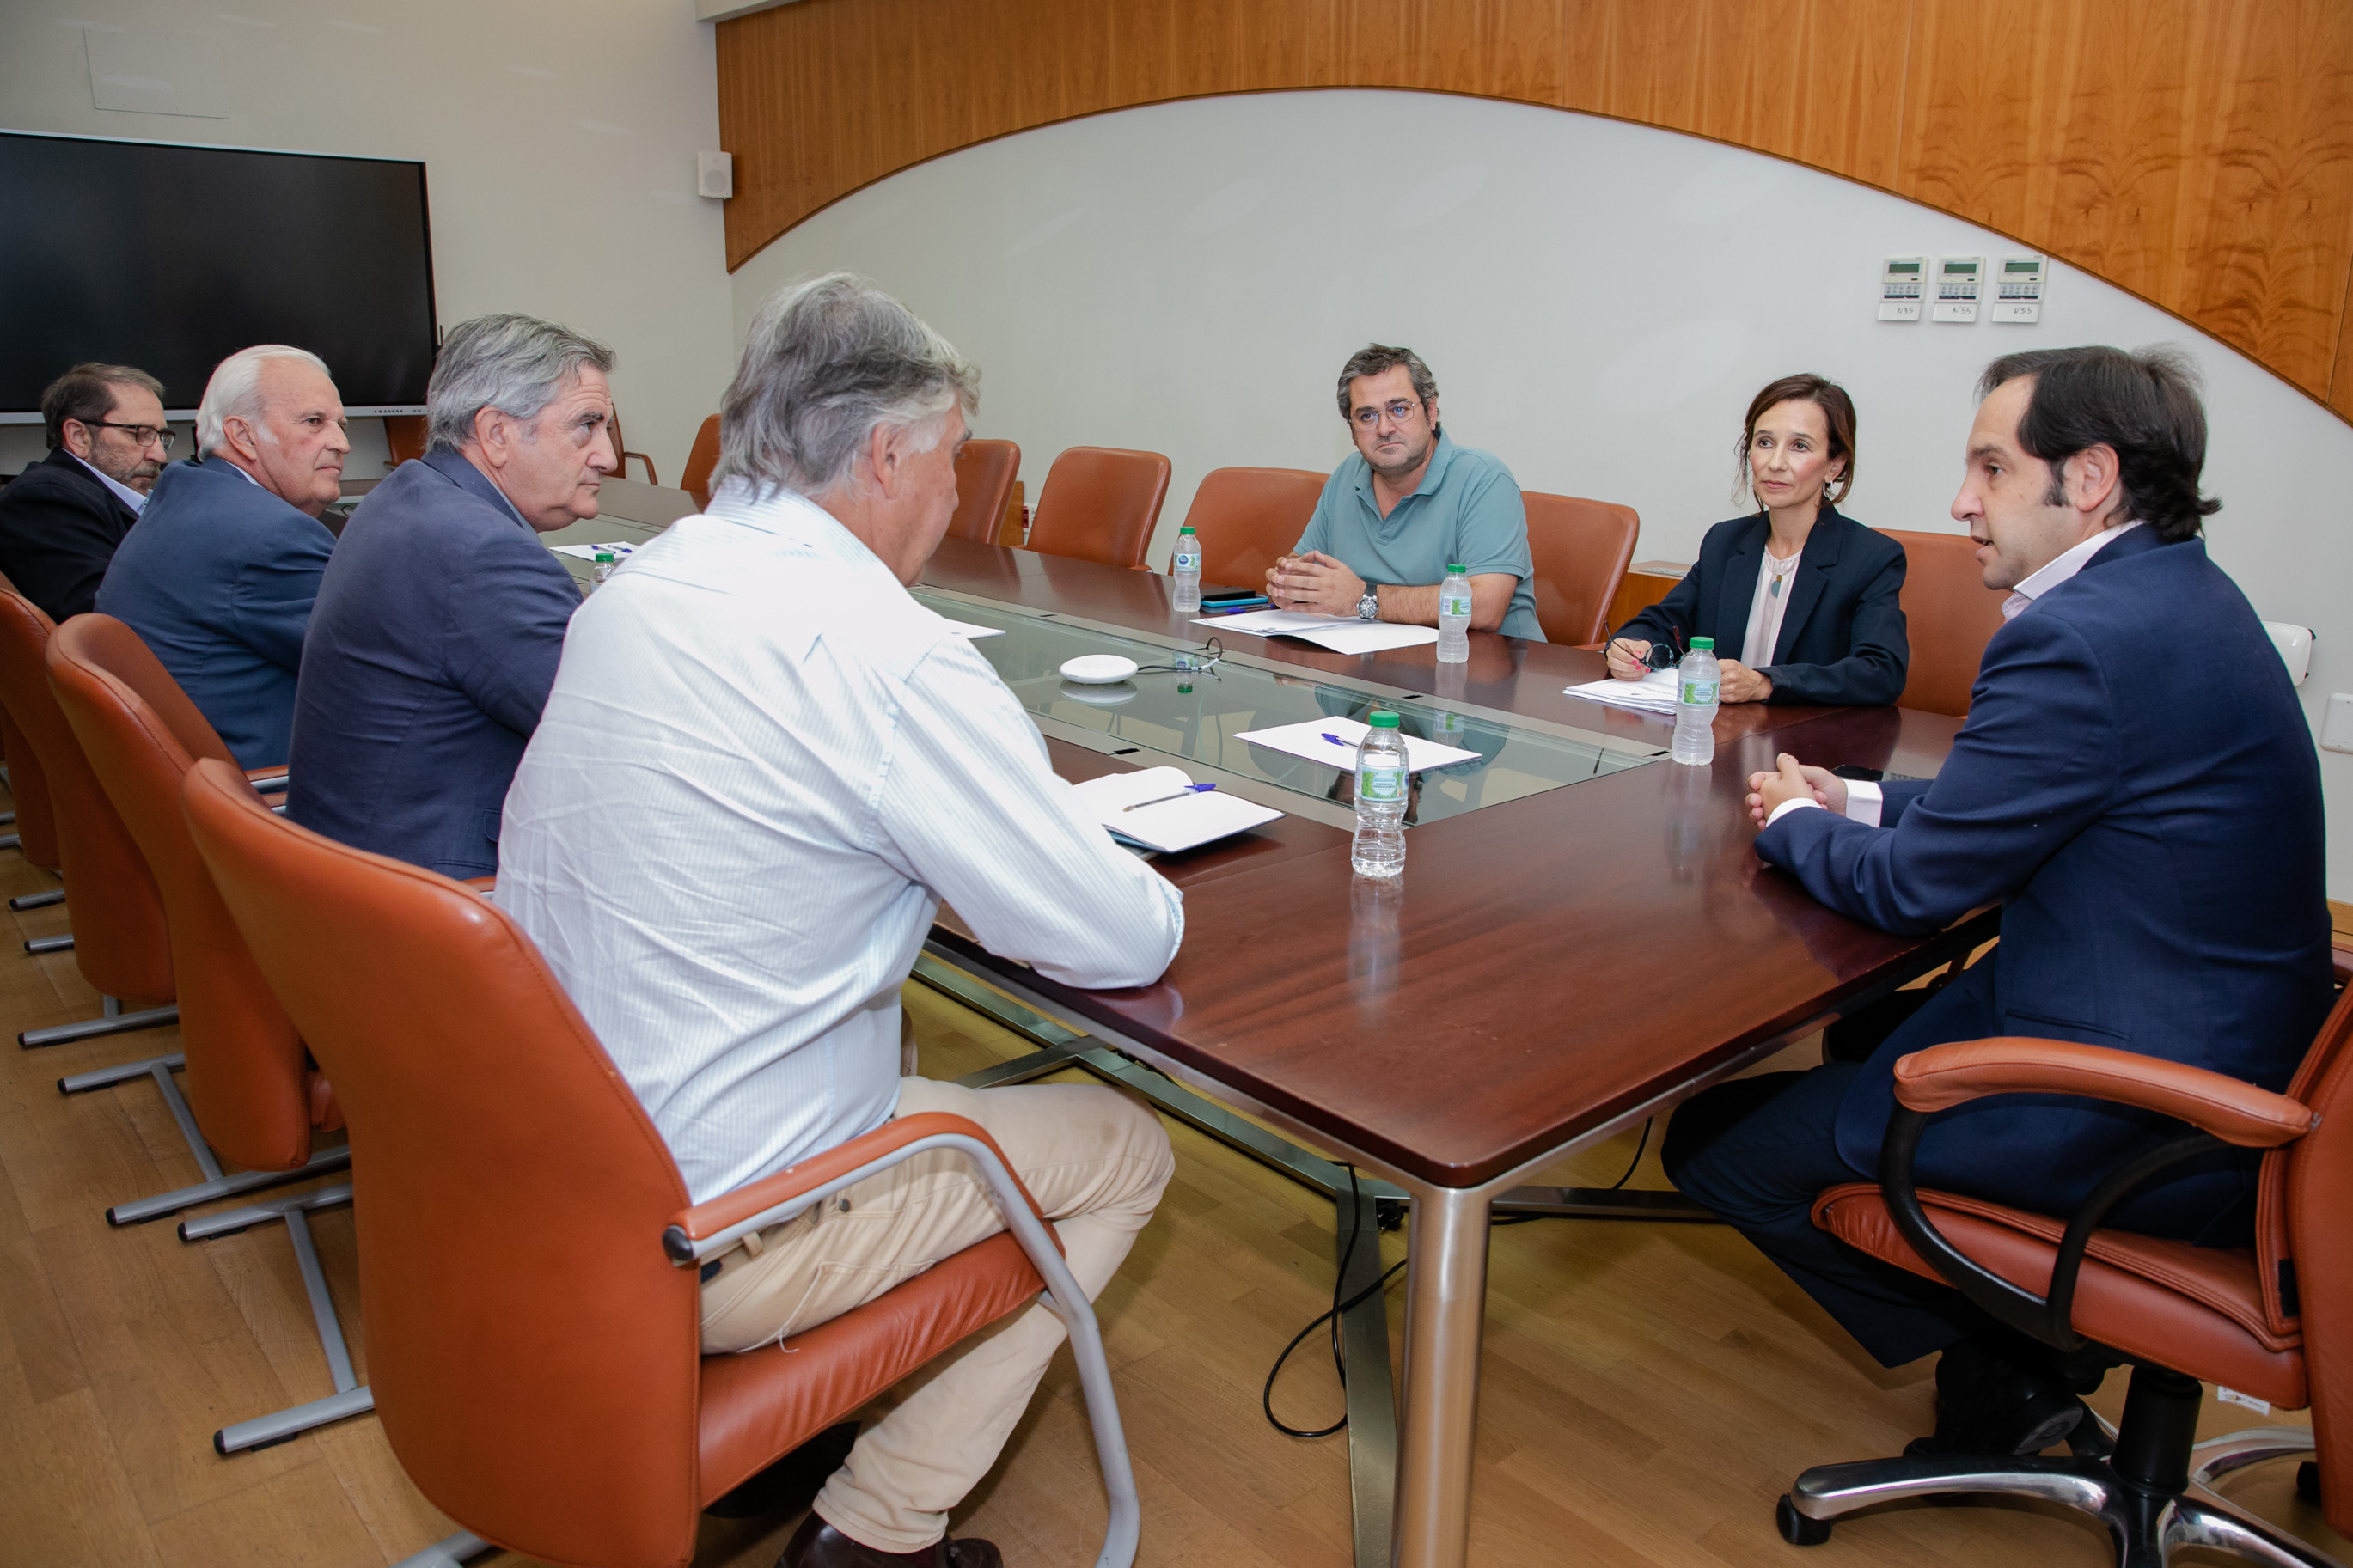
[1764,547,1800,599]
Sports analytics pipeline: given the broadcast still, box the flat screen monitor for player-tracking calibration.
[0,131,437,420]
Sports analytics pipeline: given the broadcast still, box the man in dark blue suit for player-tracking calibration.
[98,346,345,768]
[1665,345,2333,1456]
[0,363,170,622]
[288,314,611,878]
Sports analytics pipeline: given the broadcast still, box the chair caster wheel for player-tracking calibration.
[1777,1494,1832,1546]
[2299,1461,2321,1507]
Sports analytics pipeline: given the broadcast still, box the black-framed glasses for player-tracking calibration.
[1349,398,1426,430]
[1135,637,1225,677]
[77,420,175,452]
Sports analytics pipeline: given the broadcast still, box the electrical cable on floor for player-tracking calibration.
[1262,1120,1655,1437]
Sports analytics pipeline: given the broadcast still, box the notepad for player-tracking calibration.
[1195,608,1440,655]
[1233,717,1480,772]
[1067,767,1284,854]
[935,619,1005,639]
[1563,670,1682,715]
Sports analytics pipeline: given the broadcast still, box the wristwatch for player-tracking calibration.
[1355,589,1380,621]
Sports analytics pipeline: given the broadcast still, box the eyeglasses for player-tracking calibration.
[1349,398,1426,430]
[78,420,175,452]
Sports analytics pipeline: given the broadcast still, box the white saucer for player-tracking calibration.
[1059,654,1140,685]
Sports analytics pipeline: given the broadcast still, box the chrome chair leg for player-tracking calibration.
[180,1185,377,1455]
[2165,1492,2342,1567]
[21,996,176,1047]
[1783,1446,2344,1566]
[58,1051,352,1225]
[389,1531,494,1568]
[2191,1425,2319,1490]
[9,887,64,910]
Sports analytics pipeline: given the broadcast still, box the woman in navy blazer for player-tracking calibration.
[1609,375,1908,706]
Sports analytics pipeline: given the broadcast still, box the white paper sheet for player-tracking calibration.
[1195,608,1439,655]
[550,540,639,562]
[1066,766,1284,854]
[1234,717,1480,773]
[1563,670,1682,715]
[935,619,1005,639]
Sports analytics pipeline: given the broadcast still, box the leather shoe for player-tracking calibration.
[779,1513,1004,1568]
[1904,1336,2084,1457]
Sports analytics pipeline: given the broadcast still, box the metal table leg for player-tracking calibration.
[1391,1184,1494,1568]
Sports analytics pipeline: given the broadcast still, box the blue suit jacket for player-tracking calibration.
[288,448,581,877]
[1757,527,2332,1240]
[95,458,333,769]
[1619,507,1908,705]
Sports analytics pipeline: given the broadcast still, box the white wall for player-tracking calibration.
[0,0,736,484]
[733,88,2353,900]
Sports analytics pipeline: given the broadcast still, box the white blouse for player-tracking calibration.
[1739,541,1804,667]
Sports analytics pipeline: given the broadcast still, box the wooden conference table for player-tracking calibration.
[910,538,1985,1568]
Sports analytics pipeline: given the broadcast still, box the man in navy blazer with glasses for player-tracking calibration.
[1665,345,2332,1460]
[288,314,612,879]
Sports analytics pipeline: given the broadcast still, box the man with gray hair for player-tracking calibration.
[498,274,1182,1568]
[97,345,345,766]
[288,313,613,876]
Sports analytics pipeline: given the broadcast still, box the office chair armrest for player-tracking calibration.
[662,1110,1054,1266]
[2334,935,2353,988]
[1892,1038,2315,1149]
[245,768,290,794]
[1877,1036,2313,1351]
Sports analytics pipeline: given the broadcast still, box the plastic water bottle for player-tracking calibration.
[1437,563,1472,663]
[1170,525,1201,614]
[1670,636,1720,766]
[1352,711,1409,878]
[591,549,617,589]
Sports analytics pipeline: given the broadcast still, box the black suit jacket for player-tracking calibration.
[1617,505,1908,705]
[0,447,140,621]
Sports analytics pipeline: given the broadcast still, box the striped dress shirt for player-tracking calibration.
[497,481,1185,1203]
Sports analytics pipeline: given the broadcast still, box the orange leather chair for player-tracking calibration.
[180,755,1144,1568]
[384,415,430,467]
[1777,961,2353,1564]
[947,437,1022,543]
[1183,467,1324,590]
[0,586,179,1048]
[1524,491,1640,646]
[680,413,722,510]
[1883,528,2009,717]
[49,614,371,1453]
[1,665,64,930]
[1024,447,1170,570]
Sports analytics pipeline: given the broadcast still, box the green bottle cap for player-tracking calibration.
[1368,711,1401,729]
[1179,525,1195,534]
[1446,563,1465,573]
[1690,636,1714,650]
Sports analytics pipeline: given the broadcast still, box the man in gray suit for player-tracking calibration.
[288,314,614,876]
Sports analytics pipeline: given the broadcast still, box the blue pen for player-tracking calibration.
[1321,732,1354,748]
[1121,783,1218,811]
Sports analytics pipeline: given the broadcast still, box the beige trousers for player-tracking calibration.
[698,1075,1173,1552]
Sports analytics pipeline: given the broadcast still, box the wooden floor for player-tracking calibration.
[3,828,2345,1568]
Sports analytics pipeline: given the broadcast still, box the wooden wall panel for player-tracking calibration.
[716,0,2353,418]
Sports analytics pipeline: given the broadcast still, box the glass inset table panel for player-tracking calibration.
[920,589,1660,829]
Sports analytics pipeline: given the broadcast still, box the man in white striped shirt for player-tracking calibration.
[498,275,1183,1568]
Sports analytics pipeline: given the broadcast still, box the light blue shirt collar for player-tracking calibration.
[68,452,148,514]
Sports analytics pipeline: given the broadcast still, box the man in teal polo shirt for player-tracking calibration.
[1267,344,1543,641]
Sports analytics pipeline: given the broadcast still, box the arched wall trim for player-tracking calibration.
[715,0,2353,424]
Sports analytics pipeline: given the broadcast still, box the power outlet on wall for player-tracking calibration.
[2325,694,2353,754]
